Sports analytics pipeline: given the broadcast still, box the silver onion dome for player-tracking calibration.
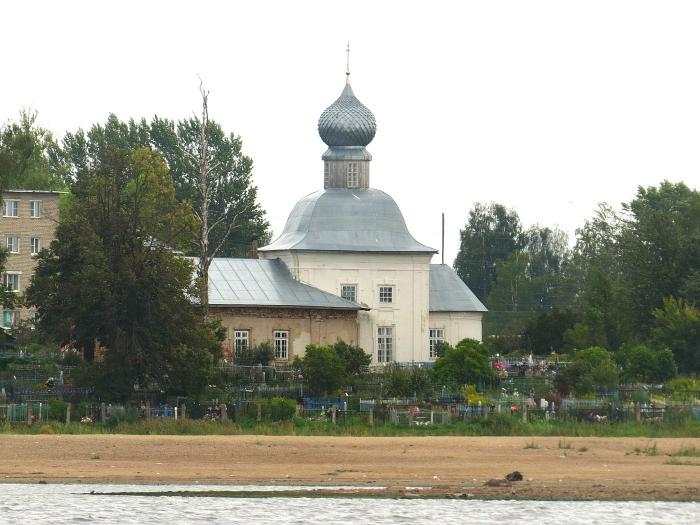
[318,83,377,147]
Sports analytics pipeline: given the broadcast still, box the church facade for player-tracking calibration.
[211,69,485,364]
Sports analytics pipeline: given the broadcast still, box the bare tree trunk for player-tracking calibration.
[197,82,211,314]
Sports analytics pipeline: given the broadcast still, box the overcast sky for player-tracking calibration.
[3,1,699,264]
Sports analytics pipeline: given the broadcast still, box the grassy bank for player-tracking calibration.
[2,415,699,437]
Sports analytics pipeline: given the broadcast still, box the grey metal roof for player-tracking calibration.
[208,258,366,310]
[429,264,488,312]
[318,83,376,147]
[259,188,437,254]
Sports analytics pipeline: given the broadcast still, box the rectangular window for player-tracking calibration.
[340,284,357,303]
[234,330,249,356]
[3,200,19,217]
[5,236,19,254]
[274,330,289,360]
[3,273,20,292]
[2,310,19,328]
[379,285,394,304]
[30,200,42,218]
[324,162,330,187]
[346,162,359,188]
[377,326,393,363]
[30,237,41,255]
[429,328,445,358]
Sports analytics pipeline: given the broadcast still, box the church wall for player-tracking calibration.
[211,306,358,364]
[428,311,483,349]
[260,251,432,363]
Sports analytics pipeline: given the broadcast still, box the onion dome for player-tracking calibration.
[318,83,376,147]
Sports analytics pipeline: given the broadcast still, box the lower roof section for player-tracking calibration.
[207,258,366,310]
[429,264,487,313]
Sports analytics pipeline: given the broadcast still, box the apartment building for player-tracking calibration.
[1,190,63,327]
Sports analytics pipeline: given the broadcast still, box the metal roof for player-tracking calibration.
[259,188,437,254]
[318,83,376,147]
[429,264,487,312]
[207,258,367,310]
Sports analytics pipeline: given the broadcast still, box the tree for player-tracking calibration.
[432,339,494,386]
[293,341,372,395]
[650,297,700,374]
[454,202,523,302]
[27,146,221,399]
[523,310,578,355]
[615,344,676,383]
[554,346,619,396]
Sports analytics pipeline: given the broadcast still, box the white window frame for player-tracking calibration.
[346,162,359,188]
[30,200,42,218]
[274,330,289,360]
[429,328,445,359]
[3,199,19,218]
[377,326,393,363]
[30,237,41,255]
[2,310,20,328]
[379,285,394,304]
[5,235,20,254]
[3,272,21,293]
[324,162,330,187]
[340,284,357,303]
[234,329,249,356]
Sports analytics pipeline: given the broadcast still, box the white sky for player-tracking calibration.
[3,1,699,264]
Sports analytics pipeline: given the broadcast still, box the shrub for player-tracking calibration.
[47,399,68,422]
[259,397,296,421]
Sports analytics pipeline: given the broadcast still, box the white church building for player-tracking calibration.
[209,67,486,365]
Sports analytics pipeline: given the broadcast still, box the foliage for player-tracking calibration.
[461,384,489,406]
[52,113,270,258]
[665,376,700,401]
[432,338,494,386]
[554,346,619,396]
[27,146,221,400]
[615,343,677,383]
[523,310,578,355]
[258,397,297,421]
[235,342,274,366]
[293,341,371,395]
[381,365,432,398]
[454,202,523,302]
[651,297,700,374]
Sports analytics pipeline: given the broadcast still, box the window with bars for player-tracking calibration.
[340,284,357,303]
[429,328,445,358]
[5,236,19,254]
[274,330,289,360]
[3,273,20,292]
[379,286,393,304]
[377,326,393,363]
[30,200,42,218]
[346,163,359,187]
[234,330,249,356]
[3,200,19,217]
[30,237,41,255]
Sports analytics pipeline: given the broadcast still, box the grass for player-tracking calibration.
[671,446,700,457]
[578,447,588,453]
[665,458,700,466]
[558,439,572,449]
[628,441,658,456]
[1,415,699,437]
[524,440,539,449]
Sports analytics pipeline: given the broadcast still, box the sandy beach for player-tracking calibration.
[1,435,699,500]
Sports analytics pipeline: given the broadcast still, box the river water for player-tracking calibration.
[0,484,697,524]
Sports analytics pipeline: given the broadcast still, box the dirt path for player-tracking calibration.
[1,435,698,500]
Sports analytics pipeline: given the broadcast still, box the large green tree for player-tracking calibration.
[432,339,494,387]
[27,146,221,399]
[454,202,523,302]
[651,298,700,374]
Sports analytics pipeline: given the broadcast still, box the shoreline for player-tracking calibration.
[1,435,698,501]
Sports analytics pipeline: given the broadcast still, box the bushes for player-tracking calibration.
[258,397,296,421]
[47,399,68,422]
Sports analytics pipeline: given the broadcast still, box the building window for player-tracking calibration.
[2,310,19,328]
[30,237,41,255]
[30,200,42,218]
[234,330,250,356]
[5,235,20,254]
[324,162,330,187]
[274,330,289,360]
[429,328,445,359]
[346,163,358,188]
[377,326,393,363]
[3,200,19,217]
[3,273,20,292]
[341,284,357,303]
[379,286,393,304]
